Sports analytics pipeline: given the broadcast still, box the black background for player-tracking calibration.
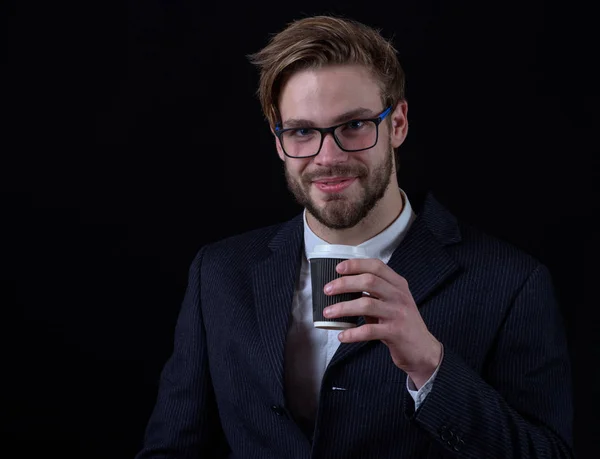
[2,1,597,457]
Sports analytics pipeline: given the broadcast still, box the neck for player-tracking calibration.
[306,181,404,246]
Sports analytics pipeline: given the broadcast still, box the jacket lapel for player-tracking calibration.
[329,193,462,368]
[251,215,304,392]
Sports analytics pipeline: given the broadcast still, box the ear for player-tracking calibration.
[390,100,408,149]
[271,128,285,161]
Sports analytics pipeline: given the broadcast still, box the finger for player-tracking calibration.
[323,296,394,320]
[338,323,386,343]
[337,258,408,289]
[325,272,394,300]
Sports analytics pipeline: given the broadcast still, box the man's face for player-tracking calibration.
[276,64,405,230]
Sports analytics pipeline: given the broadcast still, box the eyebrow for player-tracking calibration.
[282,107,377,129]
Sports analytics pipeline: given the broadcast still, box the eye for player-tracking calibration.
[289,128,315,137]
[346,120,365,130]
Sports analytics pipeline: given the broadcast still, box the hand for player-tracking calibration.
[322,258,442,389]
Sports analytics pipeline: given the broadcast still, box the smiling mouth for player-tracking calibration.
[313,177,357,193]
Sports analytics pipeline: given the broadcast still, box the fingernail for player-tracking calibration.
[324,284,333,293]
[323,307,331,317]
[336,263,346,273]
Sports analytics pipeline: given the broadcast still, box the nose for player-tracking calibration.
[314,132,349,166]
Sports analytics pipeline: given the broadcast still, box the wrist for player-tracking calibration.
[407,339,443,389]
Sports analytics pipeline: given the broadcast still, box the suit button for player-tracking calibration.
[453,439,465,452]
[439,426,450,441]
[445,432,456,447]
[271,405,286,416]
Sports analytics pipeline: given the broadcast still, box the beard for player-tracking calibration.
[284,142,395,230]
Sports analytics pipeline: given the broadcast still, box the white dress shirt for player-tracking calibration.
[284,189,441,435]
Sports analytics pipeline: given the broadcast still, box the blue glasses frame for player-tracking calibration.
[274,106,393,159]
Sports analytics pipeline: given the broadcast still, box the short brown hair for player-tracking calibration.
[248,15,406,129]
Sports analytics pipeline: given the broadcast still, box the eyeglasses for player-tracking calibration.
[274,106,393,159]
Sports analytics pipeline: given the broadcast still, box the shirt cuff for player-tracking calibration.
[406,344,444,410]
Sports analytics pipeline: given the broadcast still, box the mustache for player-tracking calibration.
[303,165,368,182]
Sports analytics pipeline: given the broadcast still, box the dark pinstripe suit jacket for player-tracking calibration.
[136,193,574,459]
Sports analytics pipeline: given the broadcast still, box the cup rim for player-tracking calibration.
[307,244,369,260]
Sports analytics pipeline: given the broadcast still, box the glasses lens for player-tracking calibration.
[281,129,322,158]
[334,120,377,151]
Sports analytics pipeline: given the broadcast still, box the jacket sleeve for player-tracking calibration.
[135,247,230,459]
[406,263,574,458]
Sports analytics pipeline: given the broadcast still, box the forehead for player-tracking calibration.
[278,64,382,125]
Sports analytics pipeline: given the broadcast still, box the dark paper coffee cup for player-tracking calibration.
[307,244,369,330]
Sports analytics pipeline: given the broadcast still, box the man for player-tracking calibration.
[135,15,574,459]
